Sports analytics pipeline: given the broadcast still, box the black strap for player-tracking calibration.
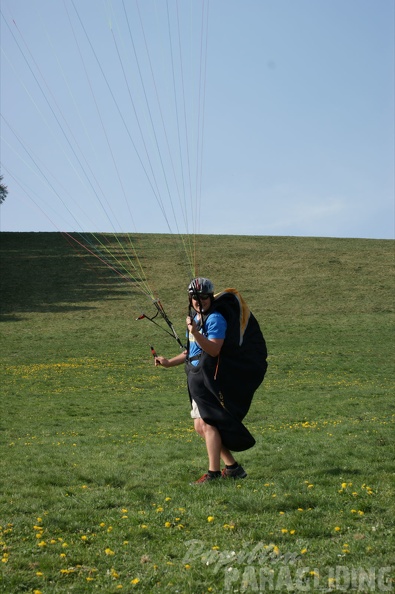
[186,353,202,363]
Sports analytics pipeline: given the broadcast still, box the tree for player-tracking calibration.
[0,175,8,204]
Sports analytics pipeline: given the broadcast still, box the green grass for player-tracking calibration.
[0,232,394,593]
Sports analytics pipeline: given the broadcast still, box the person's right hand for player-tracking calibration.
[154,356,170,367]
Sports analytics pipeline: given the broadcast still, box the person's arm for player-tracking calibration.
[186,316,224,358]
[155,350,187,368]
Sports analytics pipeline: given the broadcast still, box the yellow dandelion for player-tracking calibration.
[207,516,215,522]
[131,578,140,585]
[86,577,95,582]
[184,564,191,569]
[301,548,307,554]
[105,548,115,556]
[164,522,172,528]
[334,526,341,532]
[281,528,288,534]
[121,508,128,513]
[165,497,171,501]
[81,535,88,541]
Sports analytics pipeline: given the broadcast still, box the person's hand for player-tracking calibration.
[186,315,198,336]
[154,356,170,367]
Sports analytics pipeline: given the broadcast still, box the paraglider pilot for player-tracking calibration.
[154,277,267,484]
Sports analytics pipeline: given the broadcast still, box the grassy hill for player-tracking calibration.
[0,232,394,593]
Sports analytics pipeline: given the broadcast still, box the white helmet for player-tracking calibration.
[188,277,214,296]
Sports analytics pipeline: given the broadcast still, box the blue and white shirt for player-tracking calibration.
[188,311,227,366]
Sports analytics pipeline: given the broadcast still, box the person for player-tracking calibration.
[154,277,267,484]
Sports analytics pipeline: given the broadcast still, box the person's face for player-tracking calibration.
[191,294,211,312]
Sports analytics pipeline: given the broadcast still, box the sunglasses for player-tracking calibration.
[191,293,211,300]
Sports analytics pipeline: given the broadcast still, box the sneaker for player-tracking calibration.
[192,472,221,484]
[221,465,247,479]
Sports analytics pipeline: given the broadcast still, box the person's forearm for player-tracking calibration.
[192,334,223,358]
[167,351,187,367]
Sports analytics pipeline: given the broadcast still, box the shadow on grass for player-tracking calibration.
[0,232,138,319]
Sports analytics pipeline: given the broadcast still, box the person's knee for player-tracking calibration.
[201,421,219,439]
[195,418,216,438]
[194,418,205,436]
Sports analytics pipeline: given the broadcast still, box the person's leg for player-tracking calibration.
[193,417,204,437]
[220,446,236,467]
[202,422,222,472]
[195,419,236,468]
[194,417,223,471]
[193,417,247,481]
[190,388,246,481]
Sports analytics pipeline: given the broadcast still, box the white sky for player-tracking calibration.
[1,0,394,239]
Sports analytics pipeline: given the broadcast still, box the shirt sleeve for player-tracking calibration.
[205,312,227,340]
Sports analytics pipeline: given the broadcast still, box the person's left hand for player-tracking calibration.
[186,315,198,336]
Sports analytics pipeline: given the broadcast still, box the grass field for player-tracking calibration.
[0,232,394,593]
